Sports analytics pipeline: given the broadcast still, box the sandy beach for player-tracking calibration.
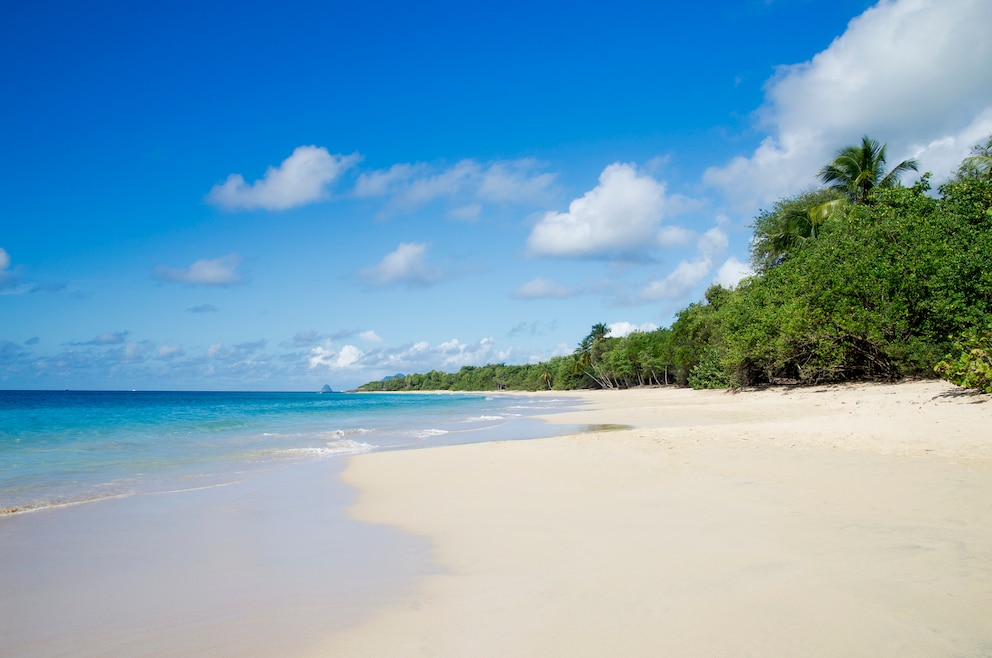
[319,380,992,657]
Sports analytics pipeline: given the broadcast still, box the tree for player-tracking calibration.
[750,188,845,270]
[572,322,611,386]
[579,322,610,351]
[958,135,992,180]
[539,369,553,389]
[818,135,919,204]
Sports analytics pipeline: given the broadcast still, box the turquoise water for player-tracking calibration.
[0,390,576,513]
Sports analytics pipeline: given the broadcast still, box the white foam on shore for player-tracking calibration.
[413,429,449,439]
[323,428,375,439]
[280,439,375,457]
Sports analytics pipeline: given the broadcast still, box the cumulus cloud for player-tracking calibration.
[359,330,383,343]
[208,146,360,211]
[527,163,669,259]
[705,0,992,215]
[509,277,575,300]
[0,248,9,270]
[714,256,754,289]
[360,242,440,287]
[308,337,508,375]
[155,254,243,286]
[640,260,714,302]
[435,337,508,369]
[309,345,365,369]
[607,321,659,338]
[639,228,729,302]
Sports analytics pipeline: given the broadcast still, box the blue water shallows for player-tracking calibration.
[0,390,577,513]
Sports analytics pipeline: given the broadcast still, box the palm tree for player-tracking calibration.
[539,370,553,389]
[578,322,610,351]
[959,136,992,180]
[750,189,845,270]
[818,135,919,204]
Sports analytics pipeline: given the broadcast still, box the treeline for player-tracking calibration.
[359,137,992,393]
[357,328,681,392]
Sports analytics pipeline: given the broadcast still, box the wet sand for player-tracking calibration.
[0,460,433,657]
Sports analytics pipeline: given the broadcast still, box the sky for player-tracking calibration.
[2,0,991,391]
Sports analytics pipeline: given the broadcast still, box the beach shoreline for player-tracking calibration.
[0,391,581,657]
[320,380,992,657]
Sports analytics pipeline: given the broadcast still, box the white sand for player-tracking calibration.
[317,381,992,657]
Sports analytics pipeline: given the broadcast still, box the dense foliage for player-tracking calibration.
[358,140,992,394]
[934,325,992,393]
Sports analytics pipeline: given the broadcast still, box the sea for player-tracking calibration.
[0,389,583,654]
[0,389,580,515]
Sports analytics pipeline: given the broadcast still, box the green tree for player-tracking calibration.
[750,188,845,270]
[958,135,992,180]
[670,285,731,388]
[818,135,919,204]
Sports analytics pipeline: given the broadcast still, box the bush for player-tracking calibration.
[934,324,992,393]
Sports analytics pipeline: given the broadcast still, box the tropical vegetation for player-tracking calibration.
[358,136,992,394]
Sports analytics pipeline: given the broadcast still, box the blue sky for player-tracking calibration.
[2,0,991,391]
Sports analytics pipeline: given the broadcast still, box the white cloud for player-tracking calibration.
[154,254,243,286]
[477,160,556,204]
[698,227,729,259]
[360,242,440,287]
[510,277,575,300]
[203,340,267,364]
[359,330,383,343]
[705,0,992,215]
[438,337,510,369]
[208,146,360,211]
[308,336,505,375]
[640,259,714,302]
[353,163,423,197]
[353,158,556,215]
[714,256,754,289]
[403,161,478,205]
[607,321,659,338]
[157,344,184,359]
[124,341,155,363]
[334,345,364,368]
[639,228,729,302]
[0,247,19,291]
[527,163,668,259]
[657,226,695,247]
